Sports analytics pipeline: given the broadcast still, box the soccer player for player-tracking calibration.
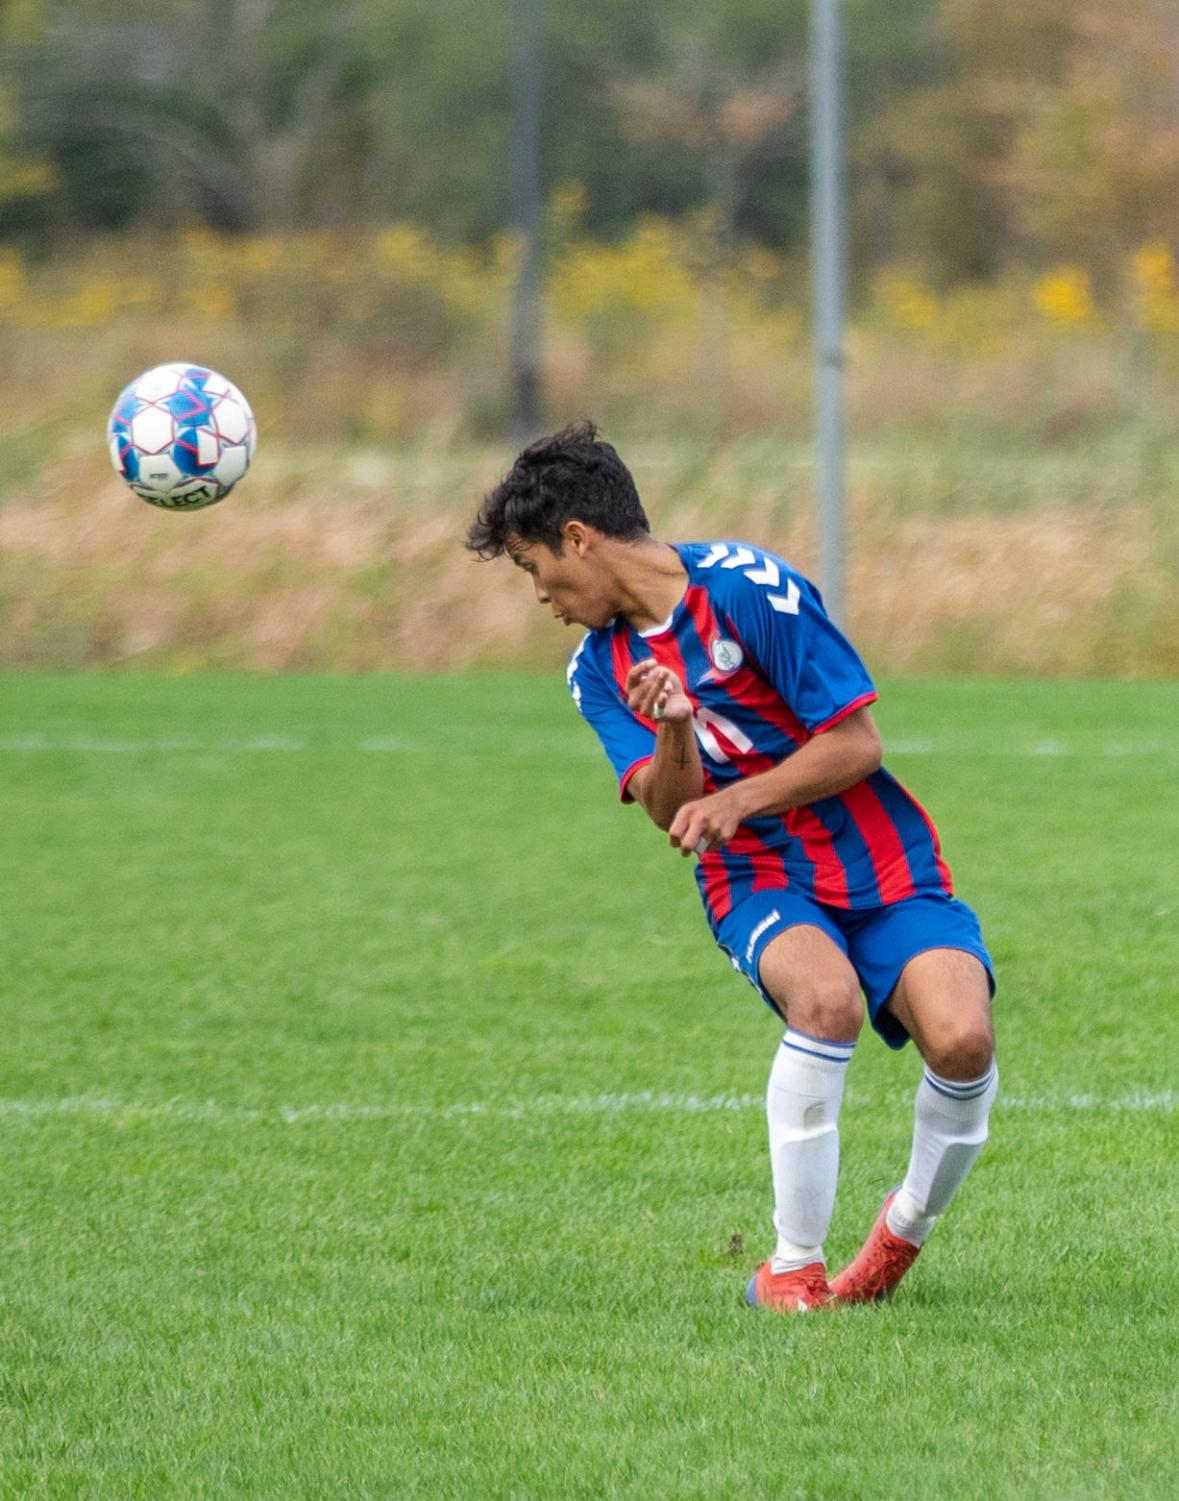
[467,423,998,1312]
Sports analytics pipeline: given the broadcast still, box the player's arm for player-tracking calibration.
[623,659,704,832]
[667,707,883,856]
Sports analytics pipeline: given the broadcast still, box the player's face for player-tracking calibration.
[507,535,616,629]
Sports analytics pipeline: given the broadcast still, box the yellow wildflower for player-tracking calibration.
[1130,243,1179,335]
[875,272,939,331]
[1032,267,1096,329]
[0,246,26,309]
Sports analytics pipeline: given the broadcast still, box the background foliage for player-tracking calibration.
[4,0,1179,290]
[1,1,1178,675]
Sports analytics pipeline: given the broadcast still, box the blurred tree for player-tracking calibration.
[844,0,945,273]
[609,23,800,414]
[879,0,1179,287]
[356,0,511,241]
[211,0,374,229]
[1,0,374,240]
[10,0,1174,309]
[0,84,58,235]
[555,0,809,244]
[1004,3,1179,288]
[611,53,800,241]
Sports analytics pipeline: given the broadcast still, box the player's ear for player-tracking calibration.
[563,520,591,556]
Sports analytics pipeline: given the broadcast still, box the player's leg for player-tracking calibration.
[882,948,997,1246]
[831,927,997,1304]
[748,922,863,1311]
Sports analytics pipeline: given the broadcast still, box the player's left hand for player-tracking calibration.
[668,790,743,858]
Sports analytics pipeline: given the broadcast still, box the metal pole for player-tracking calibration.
[509,0,542,440]
[810,0,847,623]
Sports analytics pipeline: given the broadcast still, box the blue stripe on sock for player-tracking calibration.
[786,1027,855,1053]
[924,1067,995,1101]
[783,1038,853,1065]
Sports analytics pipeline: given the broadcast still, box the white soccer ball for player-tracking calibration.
[107,363,257,510]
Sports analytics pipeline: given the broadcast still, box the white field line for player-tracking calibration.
[0,734,1173,758]
[0,1087,1172,1127]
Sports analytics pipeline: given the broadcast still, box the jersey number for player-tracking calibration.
[693,706,753,764]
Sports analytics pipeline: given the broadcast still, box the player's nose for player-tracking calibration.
[533,577,550,603]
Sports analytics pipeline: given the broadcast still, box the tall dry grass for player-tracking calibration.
[2,424,1176,677]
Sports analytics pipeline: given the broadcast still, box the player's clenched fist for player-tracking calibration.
[668,790,744,857]
[626,658,693,723]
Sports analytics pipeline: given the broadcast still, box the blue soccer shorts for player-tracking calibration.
[711,888,995,1049]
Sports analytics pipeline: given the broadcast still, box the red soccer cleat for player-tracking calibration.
[829,1191,921,1304]
[745,1259,833,1313]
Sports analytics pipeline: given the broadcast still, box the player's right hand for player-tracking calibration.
[626,658,693,724]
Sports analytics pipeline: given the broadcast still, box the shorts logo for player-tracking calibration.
[710,638,744,674]
[745,908,781,964]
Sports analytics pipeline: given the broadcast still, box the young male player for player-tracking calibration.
[467,423,998,1312]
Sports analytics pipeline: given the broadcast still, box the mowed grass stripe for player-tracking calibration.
[0,1087,1175,1124]
[1,673,1176,1499]
[0,732,1176,757]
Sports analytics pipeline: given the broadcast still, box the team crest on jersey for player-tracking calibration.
[710,638,744,674]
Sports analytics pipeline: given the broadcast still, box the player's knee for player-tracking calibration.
[925,1020,994,1081]
[788,978,863,1044]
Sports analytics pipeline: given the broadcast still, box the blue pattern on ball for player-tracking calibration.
[164,388,212,424]
[173,428,215,476]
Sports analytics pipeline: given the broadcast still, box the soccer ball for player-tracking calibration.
[107,363,257,510]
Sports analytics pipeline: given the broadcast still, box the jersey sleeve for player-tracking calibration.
[720,554,877,733]
[567,641,656,802]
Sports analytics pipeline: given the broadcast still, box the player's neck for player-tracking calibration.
[610,537,687,633]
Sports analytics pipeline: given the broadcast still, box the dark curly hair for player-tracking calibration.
[466,421,649,559]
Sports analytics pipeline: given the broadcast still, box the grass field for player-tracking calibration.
[1,672,1177,1498]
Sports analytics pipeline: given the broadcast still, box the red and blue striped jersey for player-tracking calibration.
[567,540,953,923]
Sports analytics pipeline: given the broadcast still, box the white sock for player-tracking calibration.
[767,1028,855,1273]
[888,1062,999,1247]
